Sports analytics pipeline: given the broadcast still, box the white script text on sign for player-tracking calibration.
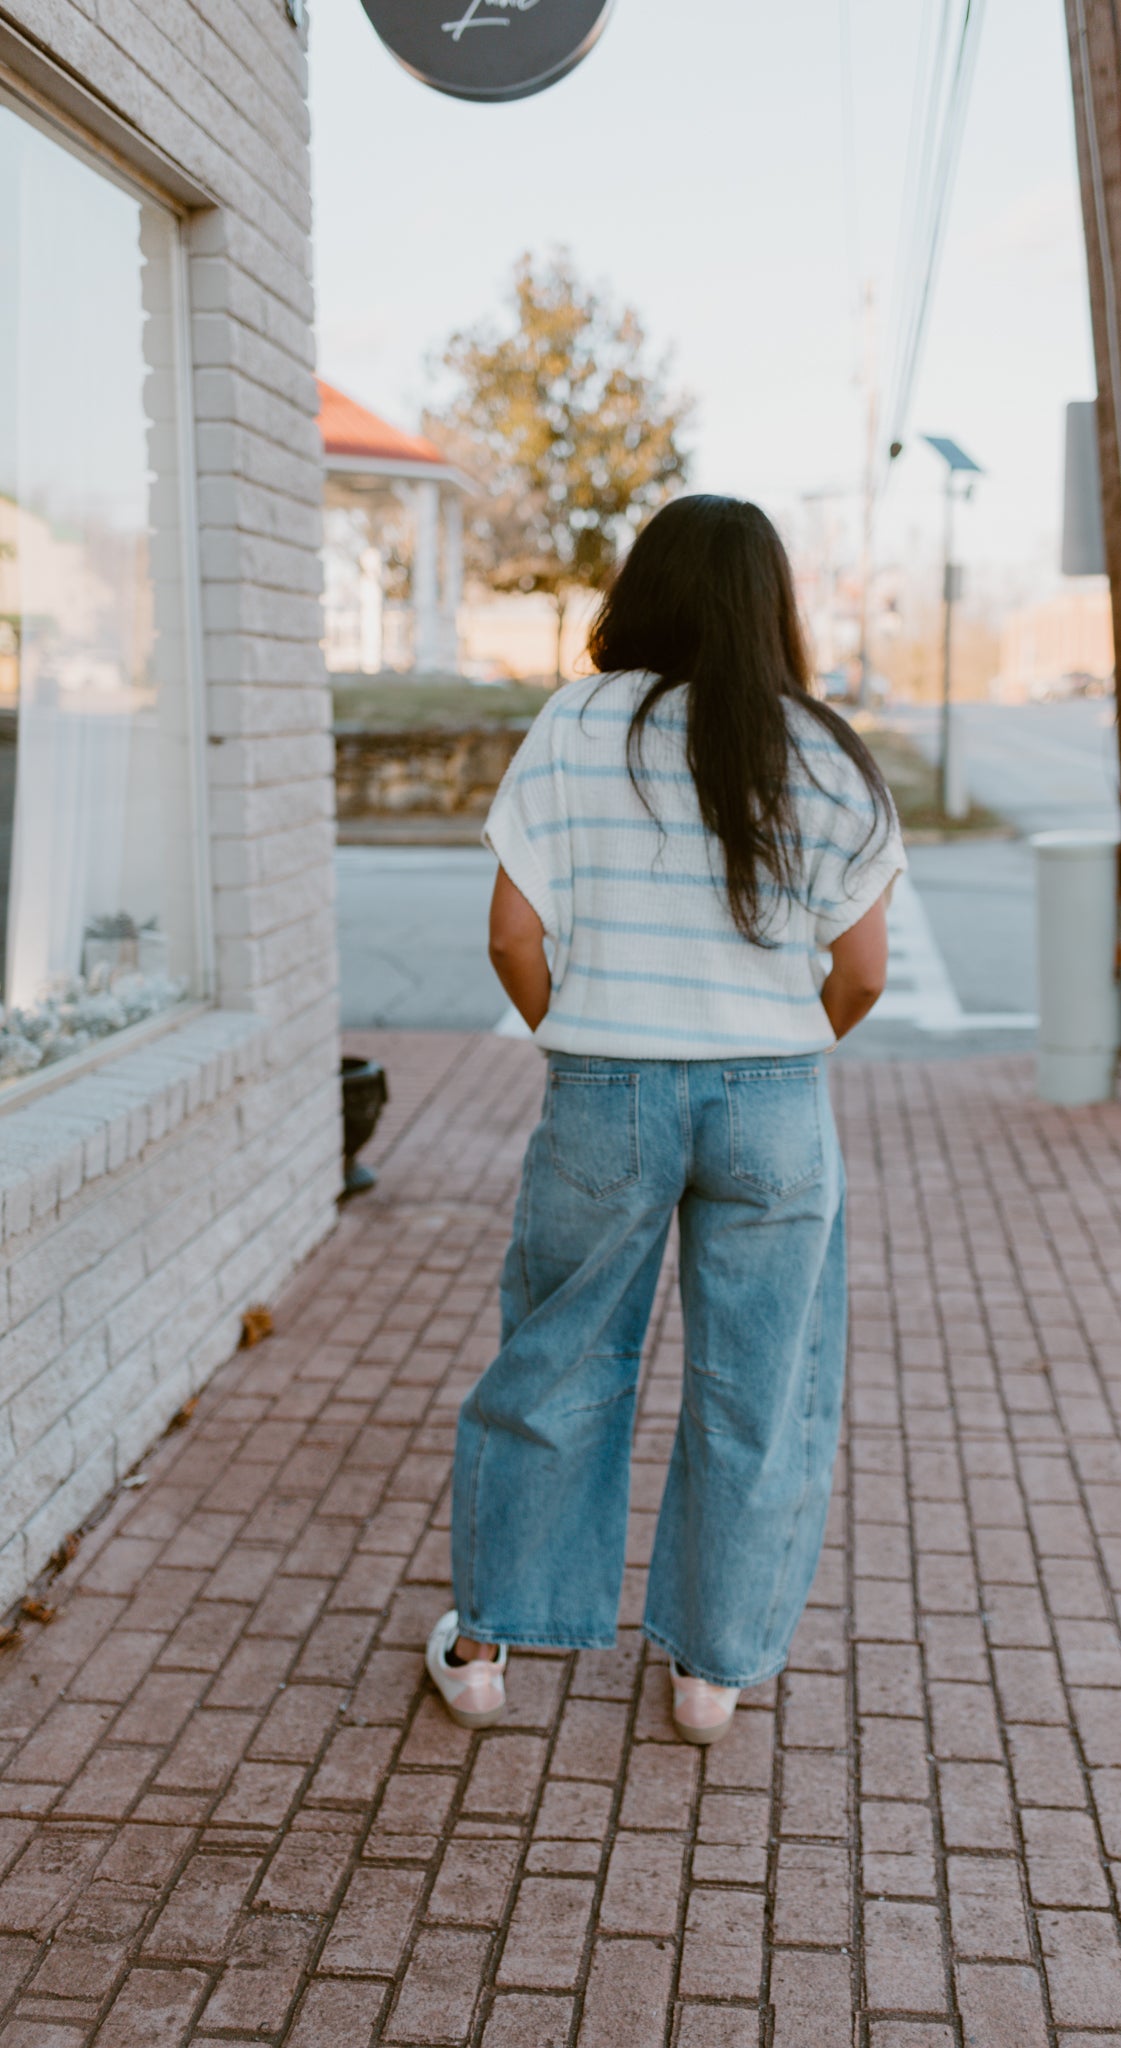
[359,0,613,101]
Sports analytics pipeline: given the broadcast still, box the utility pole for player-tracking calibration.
[940,470,956,815]
[857,282,878,708]
[1064,0,1121,812]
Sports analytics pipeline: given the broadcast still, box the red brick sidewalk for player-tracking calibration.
[1,1034,1120,2047]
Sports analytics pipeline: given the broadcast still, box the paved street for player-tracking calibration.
[337,849,503,1036]
[889,701,1120,838]
[849,844,1038,1065]
[0,1031,1120,2045]
[337,704,1120,1062]
[336,838,1041,1062]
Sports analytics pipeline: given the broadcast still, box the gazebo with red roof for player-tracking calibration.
[318,379,469,675]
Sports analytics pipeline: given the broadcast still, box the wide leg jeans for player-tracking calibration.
[451,1051,846,1689]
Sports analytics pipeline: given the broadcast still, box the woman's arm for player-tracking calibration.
[489,865,551,1030]
[820,893,890,1042]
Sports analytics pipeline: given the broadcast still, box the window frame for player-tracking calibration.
[0,76,214,1115]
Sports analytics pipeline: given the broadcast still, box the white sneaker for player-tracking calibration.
[425,1609,508,1729]
[670,1659,740,1745]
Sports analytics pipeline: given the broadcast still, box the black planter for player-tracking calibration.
[341,1057,389,1198]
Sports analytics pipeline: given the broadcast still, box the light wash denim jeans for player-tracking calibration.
[451,1051,846,1689]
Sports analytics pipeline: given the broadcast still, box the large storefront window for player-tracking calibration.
[0,99,202,1089]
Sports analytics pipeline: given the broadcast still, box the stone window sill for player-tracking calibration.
[0,1008,269,1247]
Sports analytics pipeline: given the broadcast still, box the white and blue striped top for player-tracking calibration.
[484,672,906,1059]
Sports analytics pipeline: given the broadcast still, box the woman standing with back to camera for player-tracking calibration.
[426,495,905,1745]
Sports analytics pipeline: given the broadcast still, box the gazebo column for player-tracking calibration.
[440,491,463,671]
[359,531,384,674]
[413,478,440,673]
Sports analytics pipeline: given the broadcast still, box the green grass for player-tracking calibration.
[856,719,1005,836]
[331,673,551,730]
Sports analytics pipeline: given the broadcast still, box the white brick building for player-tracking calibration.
[0,0,341,1610]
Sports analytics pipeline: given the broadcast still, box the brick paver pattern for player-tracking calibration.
[1,1032,1120,2047]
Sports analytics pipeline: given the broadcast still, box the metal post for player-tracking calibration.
[1034,830,1121,1103]
[857,284,877,709]
[923,436,979,816]
[939,472,955,816]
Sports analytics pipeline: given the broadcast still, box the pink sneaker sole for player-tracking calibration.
[426,1609,508,1729]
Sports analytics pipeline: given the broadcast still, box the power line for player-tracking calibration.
[890,0,988,446]
[886,1,961,431]
[887,0,953,397]
[884,0,988,466]
[881,0,989,484]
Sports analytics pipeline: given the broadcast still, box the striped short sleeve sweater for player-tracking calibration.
[484,671,906,1060]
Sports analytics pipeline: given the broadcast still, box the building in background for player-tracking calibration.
[992,578,1114,700]
[319,382,605,686]
[320,381,466,675]
[0,1,339,1609]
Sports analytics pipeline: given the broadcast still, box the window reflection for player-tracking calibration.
[0,99,200,1085]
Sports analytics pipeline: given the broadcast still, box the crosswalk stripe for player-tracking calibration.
[491,875,1038,1040]
[878,874,1037,1032]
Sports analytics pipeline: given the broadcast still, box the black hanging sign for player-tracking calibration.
[358,0,615,103]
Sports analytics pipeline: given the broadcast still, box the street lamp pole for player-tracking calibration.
[940,468,956,816]
[857,283,878,708]
[922,435,983,818]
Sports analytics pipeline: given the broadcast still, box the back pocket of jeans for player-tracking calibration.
[548,1072,641,1199]
[724,1066,823,1200]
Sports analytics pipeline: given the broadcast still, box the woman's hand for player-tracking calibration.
[489,866,551,1031]
[820,893,890,1042]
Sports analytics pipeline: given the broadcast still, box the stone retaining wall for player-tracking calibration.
[334,724,526,820]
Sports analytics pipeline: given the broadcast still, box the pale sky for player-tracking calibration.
[310,0,1095,608]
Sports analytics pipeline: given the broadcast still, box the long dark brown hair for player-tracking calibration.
[586,494,891,942]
